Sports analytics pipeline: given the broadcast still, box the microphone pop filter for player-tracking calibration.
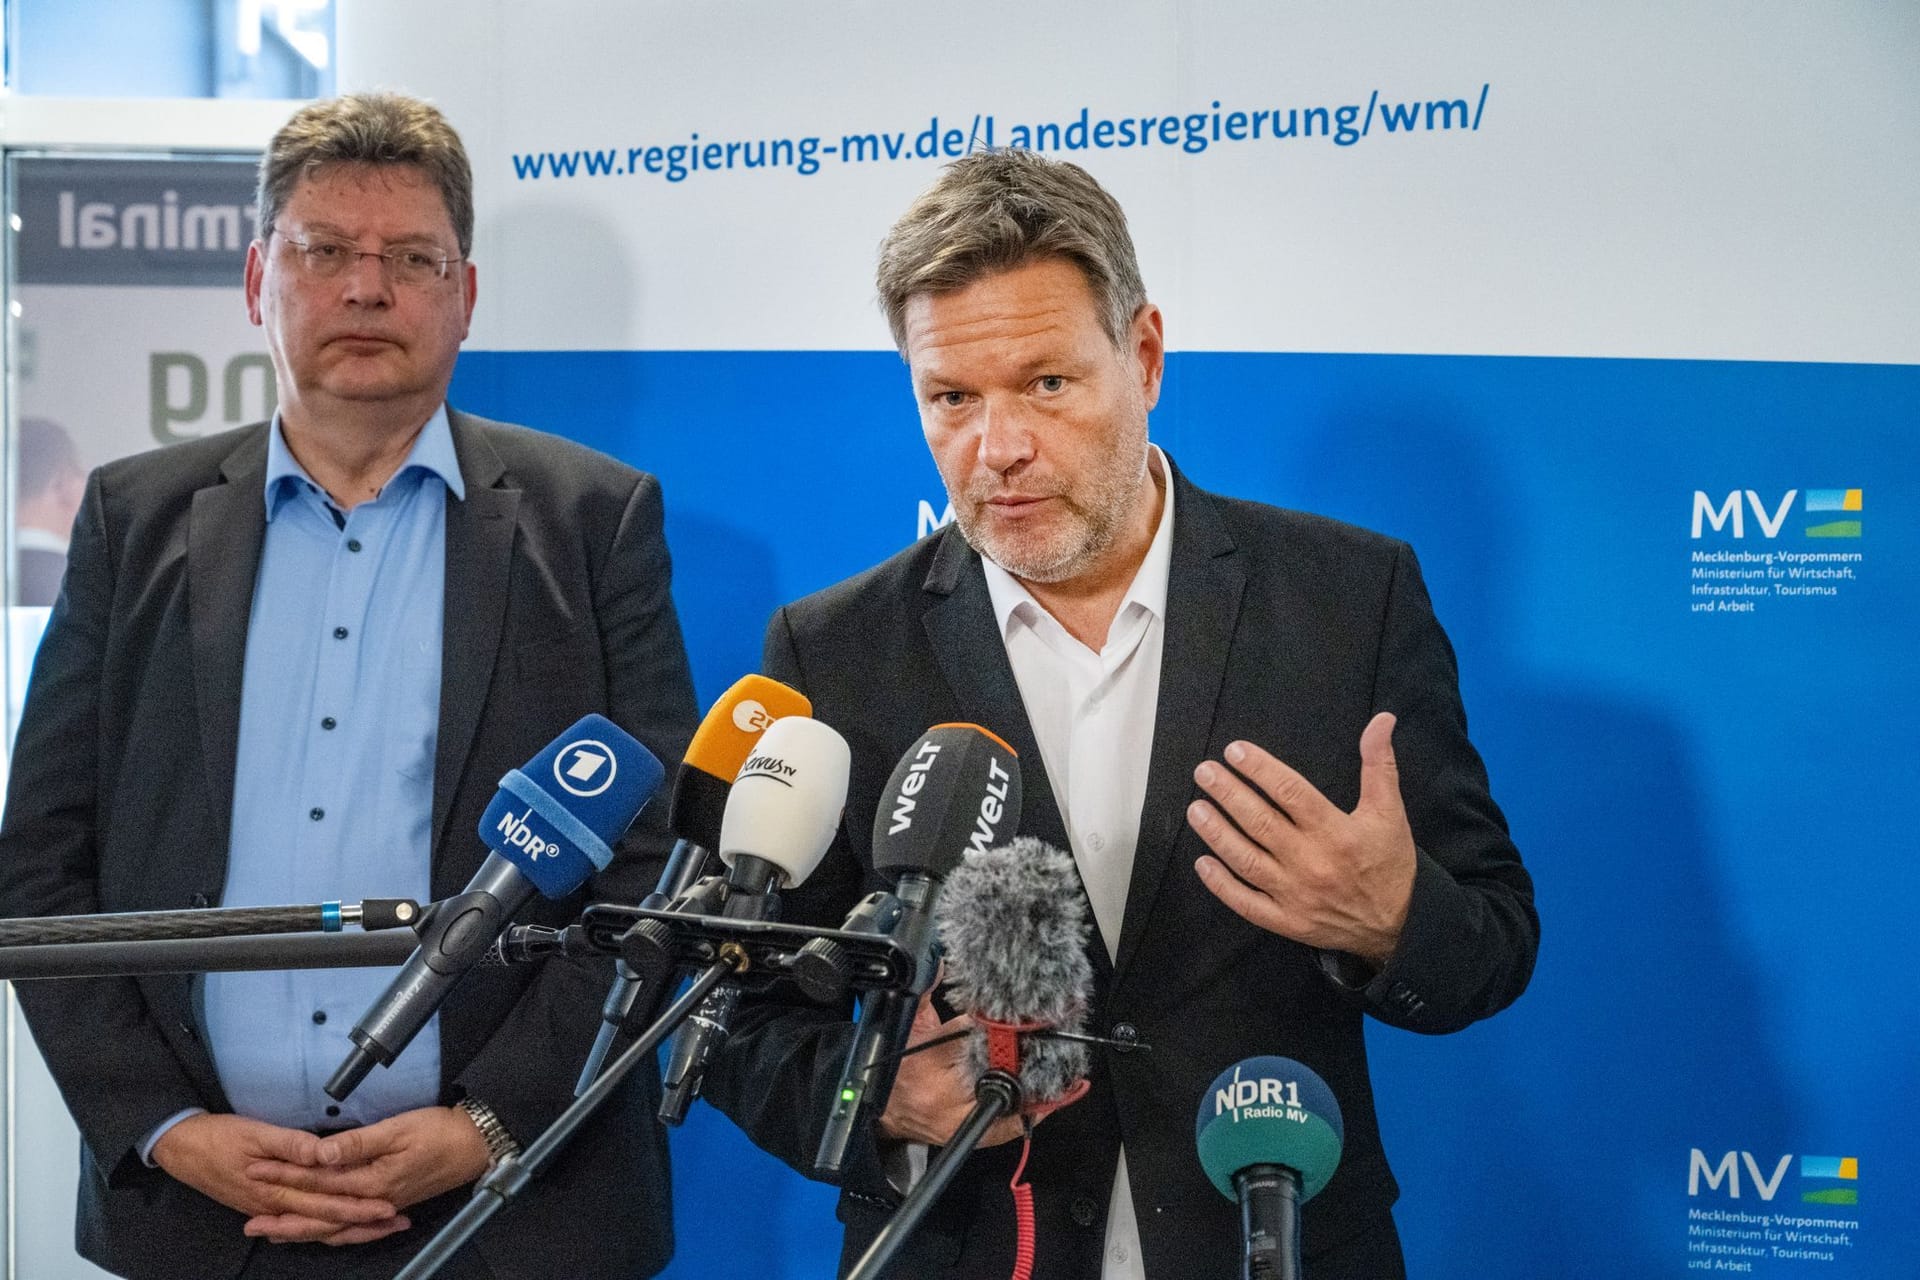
[936,837,1091,1103]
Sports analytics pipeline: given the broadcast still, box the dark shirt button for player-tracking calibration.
[1110,1022,1139,1052]
[311,1010,327,1025]
[321,716,337,731]
[325,1104,341,1118]
[176,1020,199,1042]
[346,538,362,553]
[309,807,325,821]
[189,891,211,908]
[1069,1195,1101,1228]
[333,626,349,639]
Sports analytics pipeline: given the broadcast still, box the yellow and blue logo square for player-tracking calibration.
[1804,489,1862,539]
[1799,1155,1858,1205]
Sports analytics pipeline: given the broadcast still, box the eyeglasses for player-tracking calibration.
[274,229,463,286]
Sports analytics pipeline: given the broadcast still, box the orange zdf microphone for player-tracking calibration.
[579,674,811,1095]
[812,723,1023,1175]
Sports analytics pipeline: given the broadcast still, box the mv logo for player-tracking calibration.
[1689,1150,1860,1205]
[1691,491,1796,540]
[553,740,616,798]
[1688,1149,1791,1200]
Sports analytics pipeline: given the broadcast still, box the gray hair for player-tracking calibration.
[256,92,474,256]
[876,149,1147,352]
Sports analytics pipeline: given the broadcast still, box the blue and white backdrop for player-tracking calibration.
[337,3,1919,1276]
[24,3,1919,1278]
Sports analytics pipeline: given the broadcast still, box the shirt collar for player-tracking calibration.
[982,443,1176,642]
[263,404,465,519]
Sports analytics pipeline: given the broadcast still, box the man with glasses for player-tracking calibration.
[0,93,696,1280]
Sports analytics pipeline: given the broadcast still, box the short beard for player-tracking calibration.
[953,427,1150,584]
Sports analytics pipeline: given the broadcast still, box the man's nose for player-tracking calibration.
[338,251,396,305]
[977,400,1036,473]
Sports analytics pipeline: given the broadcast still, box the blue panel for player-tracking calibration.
[452,349,1919,1279]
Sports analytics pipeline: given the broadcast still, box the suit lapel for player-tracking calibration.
[432,411,520,862]
[188,430,270,868]
[1111,465,1244,982]
[919,526,1115,991]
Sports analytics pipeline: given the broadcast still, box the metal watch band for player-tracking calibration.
[457,1096,520,1166]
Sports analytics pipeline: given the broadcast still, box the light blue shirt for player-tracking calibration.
[176,408,463,1141]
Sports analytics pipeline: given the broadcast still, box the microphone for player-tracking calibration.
[582,674,810,1097]
[844,836,1090,1280]
[812,723,1022,1174]
[938,836,1092,1107]
[660,674,814,899]
[653,714,848,1122]
[1194,1057,1345,1280]
[325,714,663,1102]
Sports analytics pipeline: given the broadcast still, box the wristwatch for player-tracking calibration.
[457,1096,521,1167]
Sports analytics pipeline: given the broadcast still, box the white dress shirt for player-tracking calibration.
[979,445,1175,1280]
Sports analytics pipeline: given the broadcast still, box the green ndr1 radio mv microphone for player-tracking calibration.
[1195,1055,1346,1280]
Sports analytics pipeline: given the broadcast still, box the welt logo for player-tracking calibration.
[1689,489,1863,540]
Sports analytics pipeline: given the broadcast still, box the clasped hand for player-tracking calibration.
[152,1105,490,1246]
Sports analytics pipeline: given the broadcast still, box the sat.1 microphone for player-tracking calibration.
[811,723,1022,1175]
[655,715,848,1122]
[580,674,811,1096]
[1194,1056,1345,1280]
[325,714,663,1102]
[845,836,1091,1280]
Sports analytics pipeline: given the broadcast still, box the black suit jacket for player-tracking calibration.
[0,411,699,1280]
[705,460,1538,1279]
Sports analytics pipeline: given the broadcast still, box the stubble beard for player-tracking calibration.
[952,421,1151,585]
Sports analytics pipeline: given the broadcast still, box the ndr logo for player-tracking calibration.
[1689,1149,1860,1205]
[1691,489,1863,539]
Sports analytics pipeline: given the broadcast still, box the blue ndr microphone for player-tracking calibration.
[326,715,663,1101]
[481,715,663,897]
[1194,1056,1345,1280]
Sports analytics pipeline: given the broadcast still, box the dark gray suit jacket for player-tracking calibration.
[0,411,699,1279]
[705,459,1538,1279]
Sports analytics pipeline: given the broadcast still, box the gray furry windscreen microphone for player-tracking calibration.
[935,837,1093,1103]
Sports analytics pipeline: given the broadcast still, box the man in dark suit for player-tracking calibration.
[0,94,697,1279]
[705,151,1537,1278]
[13,415,87,606]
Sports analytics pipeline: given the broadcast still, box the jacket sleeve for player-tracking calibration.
[0,470,214,1183]
[1321,541,1540,1034]
[450,470,699,1142]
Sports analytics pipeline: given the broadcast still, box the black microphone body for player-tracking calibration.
[813,725,1023,1176]
[328,856,528,1099]
[657,854,782,1122]
[1235,1163,1304,1280]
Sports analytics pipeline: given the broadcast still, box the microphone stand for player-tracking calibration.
[845,1068,1021,1280]
[394,945,749,1280]
[0,900,426,981]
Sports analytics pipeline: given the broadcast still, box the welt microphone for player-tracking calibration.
[584,674,810,1097]
[1194,1056,1346,1280]
[844,836,1090,1280]
[655,714,848,1122]
[325,714,663,1101]
[811,723,1022,1174]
